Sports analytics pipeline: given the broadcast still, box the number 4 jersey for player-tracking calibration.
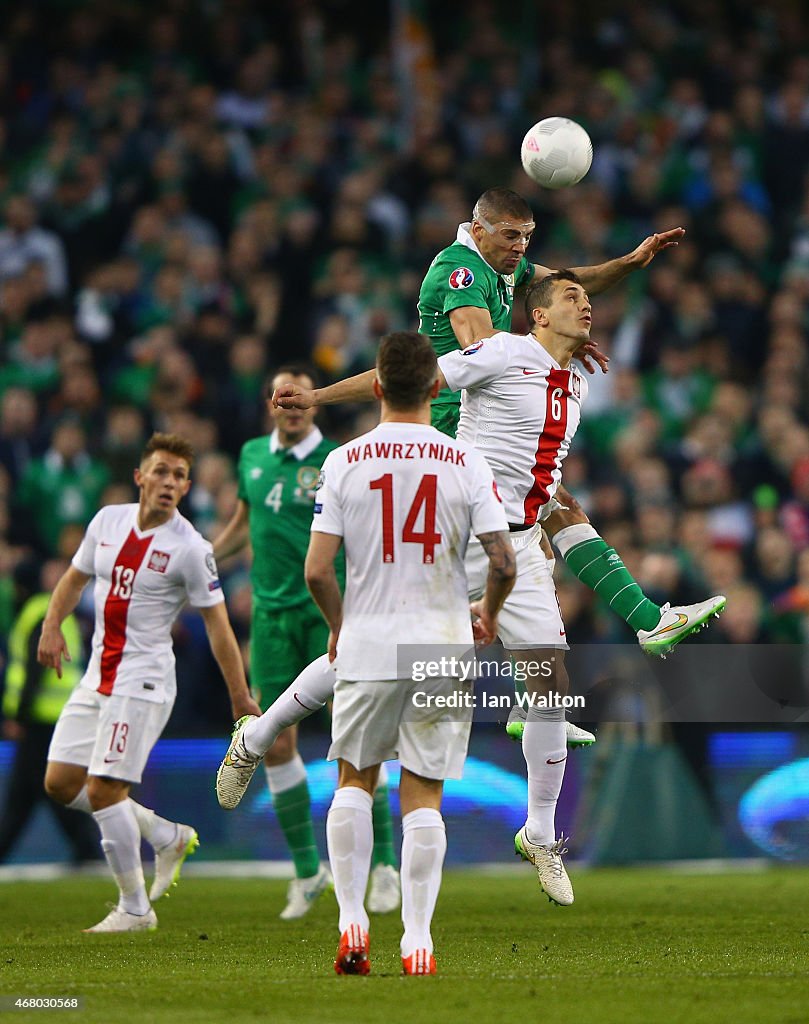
[438,332,588,528]
[71,504,224,703]
[313,422,508,679]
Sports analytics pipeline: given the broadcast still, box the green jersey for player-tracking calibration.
[417,223,535,430]
[237,427,342,610]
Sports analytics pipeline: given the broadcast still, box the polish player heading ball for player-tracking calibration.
[520,117,593,190]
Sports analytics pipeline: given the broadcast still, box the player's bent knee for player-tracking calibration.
[44,763,86,805]
[264,730,297,766]
[86,775,130,811]
[543,505,590,536]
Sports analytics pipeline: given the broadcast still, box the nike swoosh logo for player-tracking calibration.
[522,368,540,375]
[546,756,567,765]
[100,542,114,547]
[646,613,688,637]
[103,756,120,764]
[559,630,566,637]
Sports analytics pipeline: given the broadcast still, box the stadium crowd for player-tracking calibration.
[1,0,809,734]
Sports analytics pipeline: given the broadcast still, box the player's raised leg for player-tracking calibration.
[546,491,725,656]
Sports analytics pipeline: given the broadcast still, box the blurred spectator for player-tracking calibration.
[0,194,68,296]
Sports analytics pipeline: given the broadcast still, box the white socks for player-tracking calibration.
[400,808,445,957]
[552,523,599,559]
[522,707,567,847]
[68,785,177,852]
[67,786,93,815]
[243,654,334,757]
[128,800,178,850]
[264,753,307,795]
[326,787,373,934]
[93,801,150,915]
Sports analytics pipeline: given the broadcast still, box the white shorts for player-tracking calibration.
[328,676,473,781]
[465,523,568,651]
[48,687,173,784]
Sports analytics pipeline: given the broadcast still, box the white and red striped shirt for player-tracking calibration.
[71,504,224,703]
[439,332,587,526]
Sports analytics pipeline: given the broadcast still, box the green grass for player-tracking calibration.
[1,869,808,1024]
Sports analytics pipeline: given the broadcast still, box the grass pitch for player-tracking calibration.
[0,868,807,1024]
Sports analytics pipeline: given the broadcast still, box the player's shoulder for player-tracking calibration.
[94,502,137,528]
[239,435,270,461]
[167,510,212,551]
[430,242,490,277]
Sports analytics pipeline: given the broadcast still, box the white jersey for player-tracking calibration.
[72,504,224,703]
[439,332,587,526]
[312,421,508,679]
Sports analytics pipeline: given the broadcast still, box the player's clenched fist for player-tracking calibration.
[272,382,316,409]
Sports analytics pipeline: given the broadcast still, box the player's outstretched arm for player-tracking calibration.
[273,368,377,410]
[38,565,91,678]
[470,530,516,646]
[563,226,685,296]
[304,532,344,661]
[199,603,262,720]
[212,499,250,560]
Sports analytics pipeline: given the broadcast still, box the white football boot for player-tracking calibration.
[367,864,401,914]
[637,595,726,657]
[216,714,260,809]
[150,823,199,900]
[83,906,158,933]
[514,827,574,906]
[279,863,332,920]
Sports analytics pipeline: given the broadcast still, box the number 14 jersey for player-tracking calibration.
[312,422,508,680]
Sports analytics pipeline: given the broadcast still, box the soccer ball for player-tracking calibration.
[520,117,593,190]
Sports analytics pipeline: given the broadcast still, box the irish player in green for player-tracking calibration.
[417,189,724,718]
[278,190,722,678]
[214,366,399,918]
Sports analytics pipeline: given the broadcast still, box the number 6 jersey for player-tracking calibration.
[71,504,224,703]
[312,422,508,680]
[438,332,588,528]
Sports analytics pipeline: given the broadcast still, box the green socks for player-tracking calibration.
[552,524,661,633]
[371,766,397,869]
[266,760,320,879]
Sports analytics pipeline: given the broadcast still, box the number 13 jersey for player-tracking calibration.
[312,422,508,680]
[71,504,224,703]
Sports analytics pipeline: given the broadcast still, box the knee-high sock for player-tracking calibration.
[93,801,150,915]
[266,755,320,879]
[553,524,661,632]
[69,786,176,851]
[400,808,446,957]
[128,800,178,850]
[522,706,567,847]
[243,654,334,757]
[327,786,373,935]
[371,762,397,868]
[67,786,93,815]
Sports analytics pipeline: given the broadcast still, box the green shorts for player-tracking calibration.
[250,602,329,709]
[430,403,460,438]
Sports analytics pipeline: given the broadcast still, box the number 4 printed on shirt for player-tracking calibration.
[369,473,442,564]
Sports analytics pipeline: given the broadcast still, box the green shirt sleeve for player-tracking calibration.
[440,262,493,315]
[516,258,535,288]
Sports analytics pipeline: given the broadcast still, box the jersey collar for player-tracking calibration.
[269,426,323,460]
[455,222,502,277]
